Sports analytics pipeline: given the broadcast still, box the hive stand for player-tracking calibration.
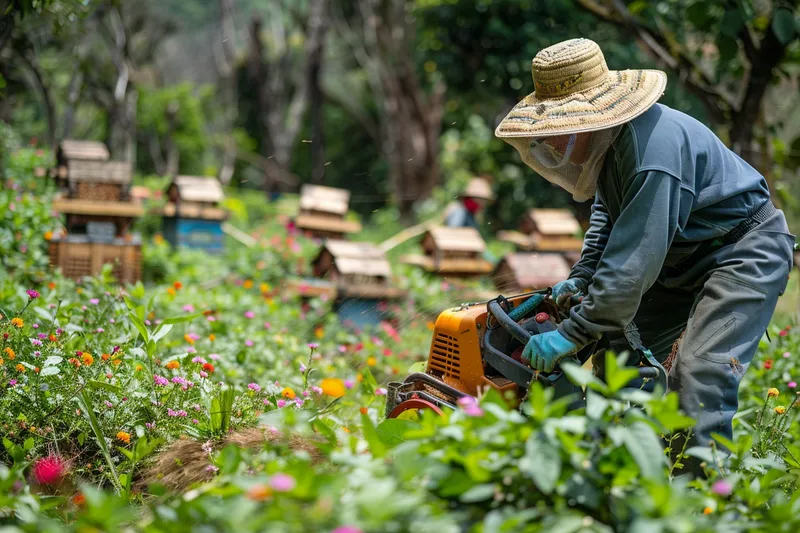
[401,226,494,279]
[162,176,229,254]
[310,240,405,328]
[492,252,571,294]
[293,185,362,240]
[49,140,142,283]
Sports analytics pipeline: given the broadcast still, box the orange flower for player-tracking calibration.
[0,358,4,365]
[209,334,216,342]
[260,283,271,293]
[314,327,325,339]
[165,361,180,370]
[767,388,780,398]
[281,387,296,399]
[68,358,81,368]
[47,281,56,290]
[167,287,176,297]
[184,334,194,345]
[44,230,53,241]
[359,407,369,415]
[112,359,122,366]
[243,279,254,289]
[774,405,786,414]
[15,364,25,373]
[320,378,345,398]
[703,506,713,515]
[4,347,16,360]
[116,431,131,444]
[34,367,40,373]
[173,281,183,290]
[426,321,435,331]
[48,334,57,342]
[356,374,364,383]
[101,353,110,361]
[81,353,94,366]
[11,317,24,328]
[366,357,377,367]
[247,484,272,501]
[71,492,86,507]
[135,364,143,372]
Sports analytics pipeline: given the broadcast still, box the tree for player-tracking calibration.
[575,0,800,176]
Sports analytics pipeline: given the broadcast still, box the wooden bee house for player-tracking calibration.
[498,208,583,253]
[49,140,143,283]
[310,240,404,327]
[493,253,571,294]
[402,226,493,278]
[55,139,132,202]
[294,185,362,240]
[162,176,229,253]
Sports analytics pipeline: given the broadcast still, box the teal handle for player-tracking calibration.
[508,293,546,322]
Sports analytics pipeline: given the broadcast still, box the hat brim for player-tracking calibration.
[495,69,667,139]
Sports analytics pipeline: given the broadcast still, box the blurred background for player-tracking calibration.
[1,0,799,231]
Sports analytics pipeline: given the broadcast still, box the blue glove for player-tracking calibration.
[522,330,580,373]
[551,278,587,309]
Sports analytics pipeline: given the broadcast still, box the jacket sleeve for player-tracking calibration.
[569,199,611,286]
[558,170,683,347]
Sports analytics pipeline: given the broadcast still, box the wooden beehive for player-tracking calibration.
[294,185,362,239]
[312,240,404,299]
[402,226,494,277]
[55,140,132,202]
[493,253,571,294]
[162,176,229,253]
[498,208,583,252]
[48,234,142,284]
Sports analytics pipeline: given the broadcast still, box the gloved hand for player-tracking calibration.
[551,278,587,309]
[522,329,580,373]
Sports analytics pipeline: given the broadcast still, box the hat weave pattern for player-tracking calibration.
[496,38,666,138]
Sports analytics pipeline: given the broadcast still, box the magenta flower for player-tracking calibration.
[244,311,255,319]
[89,298,99,305]
[31,339,42,346]
[38,333,46,339]
[332,527,362,533]
[457,396,484,417]
[245,340,254,347]
[312,386,323,394]
[248,383,261,392]
[105,401,113,409]
[154,375,169,386]
[277,399,287,408]
[183,304,195,313]
[264,322,272,330]
[307,343,319,350]
[783,351,791,358]
[167,408,188,417]
[209,353,220,360]
[207,316,216,322]
[711,479,732,497]
[33,351,41,357]
[8,379,17,387]
[789,381,797,389]
[375,388,387,396]
[200,371,209,378]
[32,324,39,329]
[26,289,40,300]
[270,473,296,492]
[192,356,207,364]
[344,379,354,389]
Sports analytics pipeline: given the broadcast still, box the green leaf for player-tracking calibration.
[23,437,34,451]
[43,356,62,366]
[151,323,174,343]
[717,35,739,62]
[360,413,387,458]
[710,432,737,453]
[78,390,123,493]
[617,422,667,480]
[311,419,337,445]
[161,312,203,325]
[519,432,561,494]
[772,7,796,45]
[376,418,421,447]
[128,311,149,342]
[39,367,60,376]
[86,380,123,395]
[604,352,640,394]
[720,8,744,37]
[459,483,495,503]
[407,361,427,374]
[117,446,135,461]
[33,306,53,323]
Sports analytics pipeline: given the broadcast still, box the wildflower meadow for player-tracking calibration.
[3,150,800,532]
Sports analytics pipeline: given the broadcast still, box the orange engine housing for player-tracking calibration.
[425,294,559,400]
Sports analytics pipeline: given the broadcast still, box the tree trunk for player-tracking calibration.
[61,71,83,140]
[307,0,328,183]
[16,47,56,147]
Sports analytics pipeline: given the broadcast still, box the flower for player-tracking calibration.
[774,405,786,414]
[247,484,272,501]
[245,339,254,347]
[15,364,25,373]
[277,399,287,408]
[243,279,254,289]
[167,408,188,417]
[89,298,99,305]
[767,387,780,398]
[703,507,713,515]
[779,330,788,337]
[202,363,215,373]
[11,317,24,328]
[248,383,262,392]
[332,527,362,533]
[44,231,53,241]
[184,334,195,345]
[783,351,791,358]
[154,375,169,386]
[244,311,255,319]
[105,401,113,409]
[270,473,296,492]
[26,289,40,300]
[375,387,387,396]
[101,353,110,361]
[4,347,16,359]
[764,359,773,370]
[307,343,319,350]
[116,431,131,444]
[320,378,346,398]
[344,379,354,389]
[165,361,180,370]
[360,407,369,415]
[32,455,66,485]
[31,339,42,346]
[173,281,183,290]
[711,479,732,497]
[81,353,94,366]
[457,396,484,417]
[200,371,209,378]
[281,387,296,399]
[183,304,195,313]
[366,357,377,367]
[209,334,216,341]
[789,381,797,389]
[71,492,86,507]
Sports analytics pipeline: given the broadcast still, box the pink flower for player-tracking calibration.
[299,364,307,373]
[32,455,66,485]
[332,527,362,533]
[96,328,104,333]
[154,375,169,386]
[783,352,791,358]
[192,419,199,424]
[105,401,114,409]
[375,388,387,396]
[344,379,354,389]
[187,347,197,353]
[209,353,220,360]
[187,332,200,341]
[89,298,99,305]
[26,289,40,300]
[457,396,484,417]
[263,398,272,406]
[8,379,17,387]
[264,322,272,330]
[307,343,319,349]
[199,371,209,378]
[789,381,797,389]
[248,383,261,392]
[31,339,42,346]
[192,356,207,364]
[338,345,347,353]
[294,398,304,407]
[270,473,296,492]
[312,386,322,394]
[183,304,195,313]
[32,324,39,329]
[207,316,216,322]
[245,340,254,347]
[277,399,287,408]
[711,479,732,497]
[244,311,255,319]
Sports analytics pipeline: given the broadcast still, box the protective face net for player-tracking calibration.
[506,126,622,202]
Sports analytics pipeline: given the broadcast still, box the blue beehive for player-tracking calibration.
[162,176,228,254]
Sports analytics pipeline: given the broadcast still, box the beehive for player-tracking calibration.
[162,176,229,253]
[294,185,362,240]
[49,234,142,284]
[493,253,571,294]
[498,208,583,252]
[55,140,131,201]
[401,226,494,278]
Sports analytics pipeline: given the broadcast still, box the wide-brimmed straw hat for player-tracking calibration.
[463,177,494,201]
[496,39,667,139]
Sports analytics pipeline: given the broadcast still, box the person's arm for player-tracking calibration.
[559,170,684,346]
[569,199,612,287]
[444,203,468,228]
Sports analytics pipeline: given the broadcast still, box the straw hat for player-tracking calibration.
[463,177,494,201]
[495,39,667,138]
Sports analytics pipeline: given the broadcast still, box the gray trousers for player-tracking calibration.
[602,209,794,450]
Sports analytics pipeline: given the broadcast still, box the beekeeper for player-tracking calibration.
[497,39,794,460]
[444,176,495,229]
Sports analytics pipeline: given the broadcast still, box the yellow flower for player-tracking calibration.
[167,287,176,297]
[767,388,780,398]
[81,353,94,366]
[11,317,24,328]
[320,378,345,398]
[774,405,786,415]
[209,334,216,342]
[314,327,324,339]
[135,364,143,372]
[366,357,377,367]
[281,387,296,399]
[153,234,164,245]
[260,283,271,293]
[703,506,713,515]
[243,279,254,289]
[15,364,25,373]
[4,347,16,360]
[76,287,83,294]
[356,374,364,383]
[116,431,131,444]
[165,361,180,370]
[184,334,194,345]
[44,231,53,241]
